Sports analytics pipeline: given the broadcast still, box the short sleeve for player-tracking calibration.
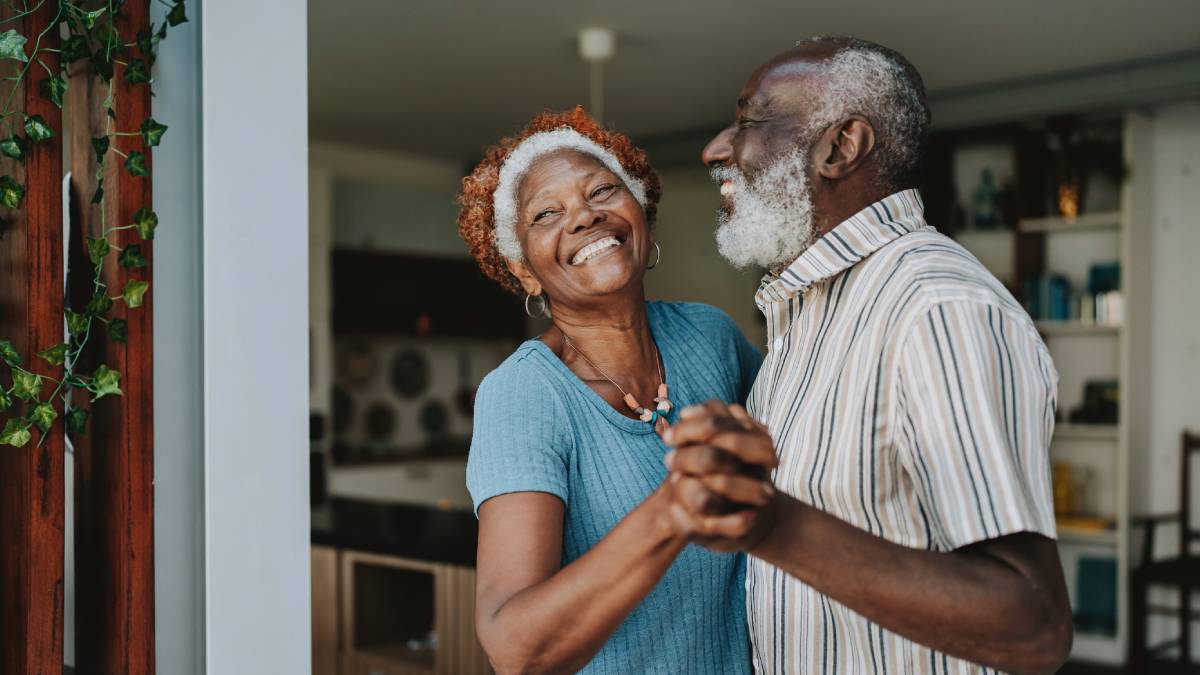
[466,361,573,517]
[896,301,1058,550]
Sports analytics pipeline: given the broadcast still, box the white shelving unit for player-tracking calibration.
[952,112,1155,667]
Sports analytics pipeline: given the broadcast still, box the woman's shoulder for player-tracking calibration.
[478,339,559,398]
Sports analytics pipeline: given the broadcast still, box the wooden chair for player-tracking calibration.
[1129,430,1200,673]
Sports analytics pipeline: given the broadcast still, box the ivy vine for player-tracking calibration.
[0,0,185,448]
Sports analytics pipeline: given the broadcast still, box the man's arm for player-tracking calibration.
[662,404,1073,675]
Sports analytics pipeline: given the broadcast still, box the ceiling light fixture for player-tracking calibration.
[578,27,616,124]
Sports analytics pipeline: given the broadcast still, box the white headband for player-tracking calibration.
[492,127,649,260]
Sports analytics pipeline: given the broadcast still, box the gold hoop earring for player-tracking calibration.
[524,293,549,318]
[647,242,661,270]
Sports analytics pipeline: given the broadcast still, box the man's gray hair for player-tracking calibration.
[797,36,931,187]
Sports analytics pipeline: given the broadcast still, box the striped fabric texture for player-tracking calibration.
[746,189,1059,675]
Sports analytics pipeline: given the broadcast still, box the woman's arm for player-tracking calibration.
[474,485,758,675]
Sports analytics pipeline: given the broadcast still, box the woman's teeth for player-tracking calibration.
[571,236,621,265]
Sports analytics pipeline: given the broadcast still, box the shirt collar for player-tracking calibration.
[755,189,928,309]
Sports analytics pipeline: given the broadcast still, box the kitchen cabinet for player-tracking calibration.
[312,545,489,675]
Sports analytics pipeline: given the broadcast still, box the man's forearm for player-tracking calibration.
[750,494,1071,675]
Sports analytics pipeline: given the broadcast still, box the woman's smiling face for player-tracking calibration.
[509,149,650,307]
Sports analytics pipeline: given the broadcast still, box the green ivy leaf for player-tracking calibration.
[125,57,150,84]
[0,390,11,412]
[118,244,147,269]
[87,236,110,265]
[0,417,31,447]
[61,35,90,63]
[155,22,168,41]
[0,29,28,62]
[97,22,120,51]
[65,310,90,339]
[0,135,27,163]
[65,373,88,389]
[30,401,56,433]
[125,150,148,177]
[122,279,149,308]
[82,7,106,31]
[0,175,24,208]
[132,206,157,240]
[105,106,115,120]
[12,369,42,400]
[36,343,68,366]
[140,118,167,147]
[0,339,19,366]
[86,289,113,316]
[108,317,128,342]
[38,72,67,108]
[91,183,103,204]
[92,135,109,160]
[90,364,122,400]
[65,407,88,435]
[23,114,54,143]
[92,48,113,81]
[167,2,187,26]
[136,28,154,56]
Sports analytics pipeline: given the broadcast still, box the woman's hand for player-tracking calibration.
[660,401,781,552]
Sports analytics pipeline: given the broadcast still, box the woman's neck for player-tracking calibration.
[542,291,662,405]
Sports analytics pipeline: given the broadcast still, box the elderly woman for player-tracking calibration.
[458,107,764,674]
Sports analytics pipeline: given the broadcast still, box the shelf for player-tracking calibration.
[1054,424,1119,441]
[1035,321,1121,336]
[1018,212,1121,234]
[1057,522,1118,547]
[1070,630,1123,664]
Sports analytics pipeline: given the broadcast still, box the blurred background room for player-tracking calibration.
[302,2,1200,674]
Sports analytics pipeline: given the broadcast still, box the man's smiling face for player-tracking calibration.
[703,51,835,270]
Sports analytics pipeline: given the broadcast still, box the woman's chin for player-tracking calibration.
[570,260,643,298]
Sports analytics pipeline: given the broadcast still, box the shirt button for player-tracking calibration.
[772,337,784,351]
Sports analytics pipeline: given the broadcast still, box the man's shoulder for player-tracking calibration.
[863,228,1022,311]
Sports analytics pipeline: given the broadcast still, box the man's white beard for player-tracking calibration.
[712,147,817,271]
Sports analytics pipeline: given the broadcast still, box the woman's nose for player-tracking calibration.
[701,126,734,167]
[567,206,605,234]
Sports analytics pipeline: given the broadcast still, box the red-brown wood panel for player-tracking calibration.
[71,0,156,672]
[0,2,64,674]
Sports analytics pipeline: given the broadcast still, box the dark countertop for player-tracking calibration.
[311,497,478,567]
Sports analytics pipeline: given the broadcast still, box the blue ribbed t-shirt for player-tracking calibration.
[467,301,763,674]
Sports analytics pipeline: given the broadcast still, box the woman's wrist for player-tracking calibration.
[646,483,693,549]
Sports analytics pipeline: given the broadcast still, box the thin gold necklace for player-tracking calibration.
[561,333,673,434]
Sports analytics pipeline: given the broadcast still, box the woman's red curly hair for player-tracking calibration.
[456,106,662,295]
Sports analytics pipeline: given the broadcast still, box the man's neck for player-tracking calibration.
[812,177,897,239]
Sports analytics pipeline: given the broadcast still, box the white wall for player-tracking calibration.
[152,0,204,672]
[202,1,310,673]
[1142,101,1200,518]
[644,167,767,348]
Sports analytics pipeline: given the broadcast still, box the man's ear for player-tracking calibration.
[505,258,543,297]
[813,116,875,180]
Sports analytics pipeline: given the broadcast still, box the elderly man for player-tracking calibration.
[663,37,1073,674]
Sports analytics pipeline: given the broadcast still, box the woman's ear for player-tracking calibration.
[505,258,543,297]
[814,116,876,180]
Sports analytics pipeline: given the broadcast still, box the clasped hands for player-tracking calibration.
[658,401,781,552]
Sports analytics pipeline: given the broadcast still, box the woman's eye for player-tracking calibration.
[591,184,617,199]
[533,209,557,223]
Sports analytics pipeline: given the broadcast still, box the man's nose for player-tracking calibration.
[701,126,734,168]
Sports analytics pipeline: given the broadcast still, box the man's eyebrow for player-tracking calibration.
[738,95,772,113]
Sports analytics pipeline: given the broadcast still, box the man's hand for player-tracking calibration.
[660,401,781,552]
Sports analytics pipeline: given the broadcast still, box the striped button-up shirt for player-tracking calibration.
[746,189,1058,674]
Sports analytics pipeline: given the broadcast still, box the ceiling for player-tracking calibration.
[308,0,1200,164]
